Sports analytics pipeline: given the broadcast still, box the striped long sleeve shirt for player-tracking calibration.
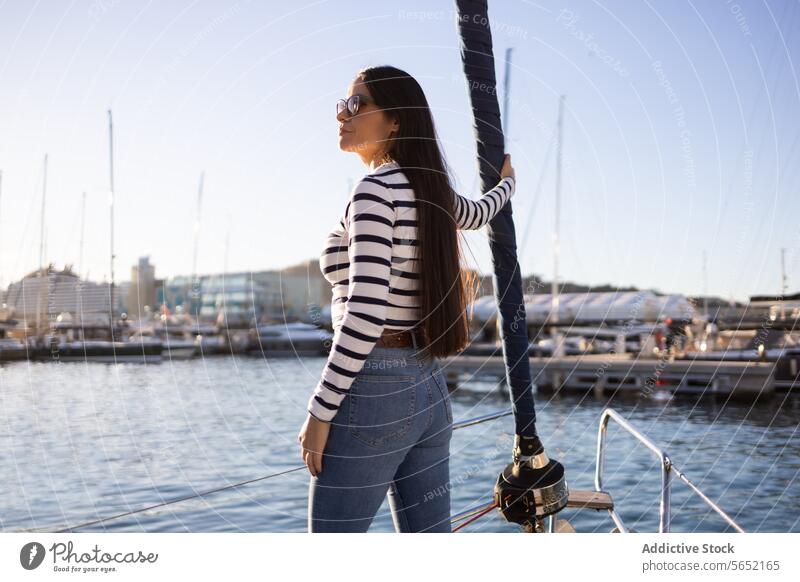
[307,160,516,422]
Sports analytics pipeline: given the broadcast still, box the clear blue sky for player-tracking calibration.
[0,0,797,303]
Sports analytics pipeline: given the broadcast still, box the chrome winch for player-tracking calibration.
[494,433,569,532]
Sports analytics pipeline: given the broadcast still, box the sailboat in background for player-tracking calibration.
[36,111,163,363]
[0,170,27,361]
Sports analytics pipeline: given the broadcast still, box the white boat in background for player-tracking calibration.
[192,322,226,355]
[530,335,593,356]
[130,309,199,360]
[35,313,163,363]
[248,321,333,357]
[0,311,27,362]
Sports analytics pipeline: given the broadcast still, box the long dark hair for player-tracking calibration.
[356,65,479,358]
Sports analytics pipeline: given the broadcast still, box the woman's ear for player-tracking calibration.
[389,114,400,137]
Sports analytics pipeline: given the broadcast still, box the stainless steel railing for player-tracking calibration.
[595,408,746,533]
[448,406,746,533]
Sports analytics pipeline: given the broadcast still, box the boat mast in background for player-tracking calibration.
[191,171,205,321]
[39,154,48,273]
[501,47,512,136]
[36,154,48,333]
[78,191,87,327]
[702,249,708,319]
[217,213,232,328]
[551,95,564,356]
[107,110,116,334]
[79,192,86,280]
[780,247,788,319]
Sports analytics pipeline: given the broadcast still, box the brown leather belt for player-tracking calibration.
[375,327,426,348]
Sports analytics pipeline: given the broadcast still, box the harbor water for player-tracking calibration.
[1,356,798,533]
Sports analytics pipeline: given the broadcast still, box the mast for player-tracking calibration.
[780,247,787,319]
[502,47,512,136]
[107,110,116,334]
[552,96,564,334]
[494,46,513,345]
[702,249,708,319]
[36,154,48,333]
[220,214,232,327]
[191,171,204,319]
[455,0,537,437]
[79,192,86,279]
[39,154,48,272]
[78,191,87,326]
[456,1,567,528]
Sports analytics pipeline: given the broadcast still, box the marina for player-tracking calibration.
[0,3,797,573]
[4,274,795,533]
[442,354,777,398]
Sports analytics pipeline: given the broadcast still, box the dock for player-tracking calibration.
[439,353,775,398]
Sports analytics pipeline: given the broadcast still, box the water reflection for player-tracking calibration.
[1,357,797,533]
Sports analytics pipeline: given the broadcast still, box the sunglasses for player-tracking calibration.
[336,94,375,118]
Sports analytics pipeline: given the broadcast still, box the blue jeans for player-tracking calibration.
[308,339,453,532]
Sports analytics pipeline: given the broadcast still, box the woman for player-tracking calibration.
[298,65,515,532]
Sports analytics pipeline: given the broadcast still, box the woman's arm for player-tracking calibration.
[306,177,395,423]
[452,175,515,230]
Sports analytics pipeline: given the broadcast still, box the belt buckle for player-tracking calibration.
[380,329,407,348]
